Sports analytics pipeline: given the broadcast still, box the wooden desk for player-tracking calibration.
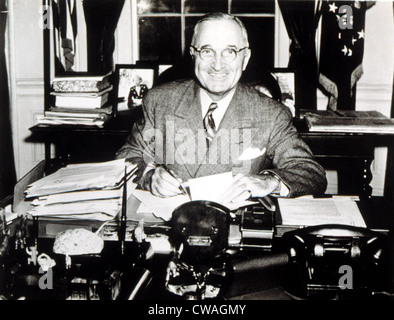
[294,119,394,198]
[2,192,393,300]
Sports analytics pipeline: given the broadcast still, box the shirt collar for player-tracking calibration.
[200,87,236,121]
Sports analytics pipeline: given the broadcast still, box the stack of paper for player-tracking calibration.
[277,196,366,228]
[25,159,137,221]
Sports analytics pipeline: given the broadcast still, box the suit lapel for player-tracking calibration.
[195,84,253,177]
[167,82,206,178]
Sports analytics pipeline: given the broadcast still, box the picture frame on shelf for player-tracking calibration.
[269,68,296,118]
[114,63,158,112]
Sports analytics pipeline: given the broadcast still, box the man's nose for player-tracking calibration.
[211,52,225,70]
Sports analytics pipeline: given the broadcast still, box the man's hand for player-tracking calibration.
[219,173,280,210]
[149,166,185,198]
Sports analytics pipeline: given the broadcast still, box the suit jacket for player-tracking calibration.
[128,84,148,108]
[116,79,327,197]
[128,84,148,99]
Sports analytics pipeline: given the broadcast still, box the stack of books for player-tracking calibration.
[36,72,113,127]
[24,159,137,221]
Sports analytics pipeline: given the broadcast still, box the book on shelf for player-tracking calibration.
[52,71,112,93]
[48,104,113,114]
[302,110,394,134]
[35,114,108,127]
[45,105,113,119]
[42,113,110,122]
[52,86,112,109]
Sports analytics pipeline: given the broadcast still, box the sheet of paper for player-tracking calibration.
[187,172,257,209]
[133,189,190,221]
[188,172,233,202]
[278,197,366,228]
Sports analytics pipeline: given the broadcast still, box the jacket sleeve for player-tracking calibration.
[115,92,157,181]
[263,106,327,197]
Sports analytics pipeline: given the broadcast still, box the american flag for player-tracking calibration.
[318,0,375,110]
[52,0,78,72]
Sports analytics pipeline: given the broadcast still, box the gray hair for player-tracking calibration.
[191,12,249,48]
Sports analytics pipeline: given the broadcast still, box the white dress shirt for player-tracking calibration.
[199,88,236,128]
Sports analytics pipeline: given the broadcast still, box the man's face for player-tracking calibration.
[191,19,251,101]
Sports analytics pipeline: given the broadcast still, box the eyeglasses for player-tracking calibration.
[191,46,249,63]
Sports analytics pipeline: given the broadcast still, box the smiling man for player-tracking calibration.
[116,12,327,209]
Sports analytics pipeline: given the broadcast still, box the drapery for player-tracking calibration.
[0,0,16,201]
[277,0,322,111]
[82,0,125,74]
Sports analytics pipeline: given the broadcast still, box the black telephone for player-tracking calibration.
[166,201,232,299]
[280,224,389,299]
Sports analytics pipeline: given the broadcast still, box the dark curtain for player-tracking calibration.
[83,0,125,74]
[0,0,16,201]
[277,0,322,111]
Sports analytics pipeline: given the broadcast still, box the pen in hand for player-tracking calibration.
[161,165,188,196]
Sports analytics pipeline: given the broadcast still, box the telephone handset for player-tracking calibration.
[281,224,388,299]
[282,224,386,260]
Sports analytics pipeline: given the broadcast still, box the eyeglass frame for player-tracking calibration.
[190,46,249,63]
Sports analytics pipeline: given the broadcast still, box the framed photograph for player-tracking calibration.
[114,64,158,111]
[271,68,297,117]
[270,68,296,117]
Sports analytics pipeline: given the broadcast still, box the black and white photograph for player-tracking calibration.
[115,64,157,111]
[1,0,394,311]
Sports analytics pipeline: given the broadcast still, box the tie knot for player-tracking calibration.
[208,102,218,113]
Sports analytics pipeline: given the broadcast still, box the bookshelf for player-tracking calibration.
[30,0,140,168]
[29,108,141,169]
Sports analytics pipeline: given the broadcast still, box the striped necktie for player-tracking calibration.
[203,102,218,142]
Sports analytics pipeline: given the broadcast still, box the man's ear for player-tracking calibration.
[242,48,251,71]
[189,47,195,60]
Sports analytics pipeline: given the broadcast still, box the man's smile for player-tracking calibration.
[208,72,228,80]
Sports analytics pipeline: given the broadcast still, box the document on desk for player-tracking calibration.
[278,196,366,228]
[24,159,138,221]
[25,159,137,198]
[134,172,257,221]
[134,190,190,221]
